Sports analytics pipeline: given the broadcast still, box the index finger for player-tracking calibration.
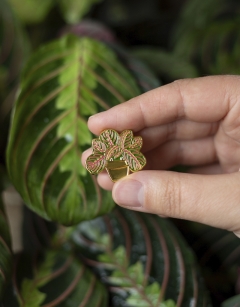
[88,75,239,135]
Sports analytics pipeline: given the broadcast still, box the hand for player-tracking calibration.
[82,76,240,236]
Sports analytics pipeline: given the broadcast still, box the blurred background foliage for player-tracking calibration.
[2,0,240,306]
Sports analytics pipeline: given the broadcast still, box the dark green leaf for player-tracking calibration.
[0,190,12,299]
[172,0,240,75]
[221,295,240,307]
[131,47,199,79]
[71,208,212,306]
[21,206,57,254]
[174,220,240,304]
[7,34,142,225]
[59,0,103,24]
[0,0,29,160]
[2,249,108,306]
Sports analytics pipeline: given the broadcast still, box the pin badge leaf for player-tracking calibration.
[86,129,146,182]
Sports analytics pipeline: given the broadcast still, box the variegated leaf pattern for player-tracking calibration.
[1,250,108,306]
[71,208,211,307]
[99,129,120,149]
[86,129,146,175]
[120,130,143,151]
[6,34,142,225]
[120,130,134,149]
[86,154,106,175]
[123,149,146,172]
[92,139,106,154]
[0,192,12,299]
[64,21,161,92]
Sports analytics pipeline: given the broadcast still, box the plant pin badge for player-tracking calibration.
[86,129,146,182]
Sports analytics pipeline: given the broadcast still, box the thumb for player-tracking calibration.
[112,170,240,233]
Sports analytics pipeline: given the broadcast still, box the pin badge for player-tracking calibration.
[86,129,146,182]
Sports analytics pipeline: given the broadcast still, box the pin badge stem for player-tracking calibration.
[86,129,146,182]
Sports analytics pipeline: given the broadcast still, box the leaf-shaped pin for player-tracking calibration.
[7,34,142,225]
[71,208,212,306]
[123,149,146,172]
[92,139,106,154]
[86,153,106,175]
[99,129,120,149]
[120,130,143,151]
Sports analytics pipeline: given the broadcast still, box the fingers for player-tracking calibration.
[139,120,218,152]
[112,170,240,232]
[189,164,223,174]
[88,75,240,135]
[145,137,217,170]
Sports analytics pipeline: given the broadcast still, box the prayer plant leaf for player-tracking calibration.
[8,0,55,24]
[71,208,212,307]
[7,34,143,225]
[175,220,240,304]
[0,189,12,299]
[59,0,103,24]
[0,0,29,160]
[221,295,240,307]
[64,21,161,92]
[1,249,108,306]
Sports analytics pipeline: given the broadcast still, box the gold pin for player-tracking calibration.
[86,129,146,182]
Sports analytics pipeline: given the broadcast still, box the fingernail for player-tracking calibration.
[113,179,144,207]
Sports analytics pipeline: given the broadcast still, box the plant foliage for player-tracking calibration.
[71,208,211,306]
[6,34,145,225]
[0,190,12,299]
[1,249,108,306]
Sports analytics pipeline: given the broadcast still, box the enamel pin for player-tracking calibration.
[86,129,146,182]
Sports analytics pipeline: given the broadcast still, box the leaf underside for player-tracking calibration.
[7,34,142,225]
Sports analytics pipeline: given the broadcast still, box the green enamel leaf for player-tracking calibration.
[11,250,108,307]
[71,208,212,306]
[7,34,141,225]
[0,191,12,299]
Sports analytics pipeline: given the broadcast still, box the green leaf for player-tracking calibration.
[221,295,240,307]
[131,47,199,79]
[59,0,103,24]
[4,249,108,307]
[0,189,13,299]
[175,220,240,303]
[20,279,46,307]
[0,190,12,299]
[0,0,29,160]
[71,208,212,306]
[7,34,141,225]
[8,0,55,24]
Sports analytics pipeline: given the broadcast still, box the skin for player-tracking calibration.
[81,75,240,237]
